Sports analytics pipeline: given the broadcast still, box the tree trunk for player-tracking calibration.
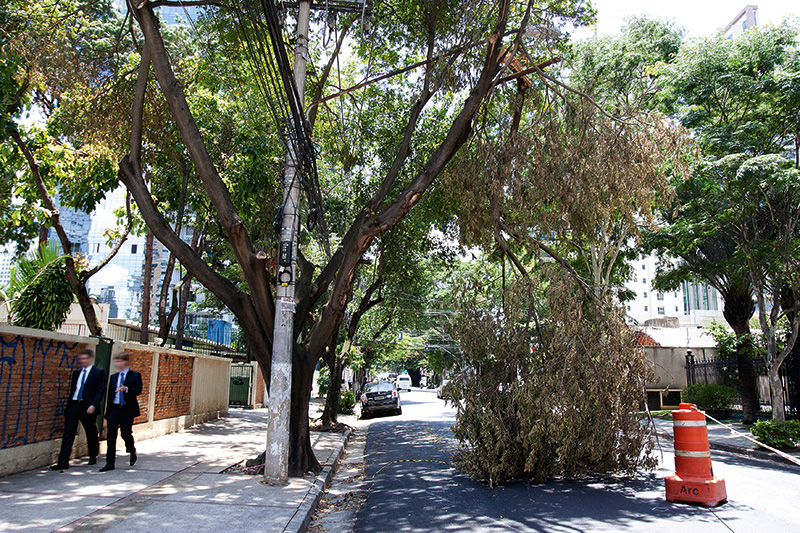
[157,250,177,343]
[174,271,192,350]
[38,223,49,250]
[140,230,154,344]
[175,219,202,350]
[769,367,786,422]
[722,283,759,424]
[10,128,103,336]
[289,345,322,476]
[157,160,189,344]
[322,356,344,426]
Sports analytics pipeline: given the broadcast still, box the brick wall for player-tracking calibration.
[153,353,193,421]
[0,332,90,449]
[1,325,229,474]
[255,364,265,405]
[124,348,153,425]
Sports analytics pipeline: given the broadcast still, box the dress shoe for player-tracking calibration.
[130,452,137,466]
[50,463,69,471]
[88,457,97,465]
[98,464,115,472]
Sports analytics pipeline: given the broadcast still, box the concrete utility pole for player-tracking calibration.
[265,0,311,484]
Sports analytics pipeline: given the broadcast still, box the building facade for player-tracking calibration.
[623,253,724,326]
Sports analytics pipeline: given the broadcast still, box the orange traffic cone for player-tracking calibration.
[665,403,727,507]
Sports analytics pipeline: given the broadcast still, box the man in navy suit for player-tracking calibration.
[52,348,106,470]
[100,352,143,471]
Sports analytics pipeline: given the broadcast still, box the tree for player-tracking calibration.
[694,154,800,421]
[115,0,593,475]
[0,1,134,334]
[447,266,656,485]
[657,21,800,421]
[438,16,689,483]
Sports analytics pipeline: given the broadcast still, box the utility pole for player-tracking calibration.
[265,0,311,484]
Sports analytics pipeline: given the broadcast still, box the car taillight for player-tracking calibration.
[361,394,367,402]
[392,390,398,398]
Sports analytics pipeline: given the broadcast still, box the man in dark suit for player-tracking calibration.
[52,348,106,470]
[100,352,143,471]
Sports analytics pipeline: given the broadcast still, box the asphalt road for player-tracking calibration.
[352,388,800,532]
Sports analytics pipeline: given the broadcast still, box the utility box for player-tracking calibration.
[229,363,253,407]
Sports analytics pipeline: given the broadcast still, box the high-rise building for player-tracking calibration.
[623,253,723,326]
[724,5,758,39]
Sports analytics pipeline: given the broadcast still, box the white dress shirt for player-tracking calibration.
[72,365,93,401]
[114,370,128,405]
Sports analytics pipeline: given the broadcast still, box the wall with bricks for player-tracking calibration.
[255,364,266,407]
[0,326,98,450]
[152,352,193,421]
[0,326,229,477]
[123,347,155,425]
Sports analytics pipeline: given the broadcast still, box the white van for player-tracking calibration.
[396,374,413,392]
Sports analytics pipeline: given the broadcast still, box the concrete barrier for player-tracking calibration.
[0,325,230,477]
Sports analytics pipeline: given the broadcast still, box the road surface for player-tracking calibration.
[314,388,800,532]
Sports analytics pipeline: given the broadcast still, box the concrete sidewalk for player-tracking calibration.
[653,417,800,466]
[0,409,349,533]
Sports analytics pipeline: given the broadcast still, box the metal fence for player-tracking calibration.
[106,322,247,359]
[685,350,798,419]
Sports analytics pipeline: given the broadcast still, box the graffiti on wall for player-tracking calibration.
[0,334,81,449]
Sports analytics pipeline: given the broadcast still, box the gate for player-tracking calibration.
[229,363,253,406]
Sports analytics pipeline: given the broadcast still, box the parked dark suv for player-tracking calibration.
[361,381,401,418]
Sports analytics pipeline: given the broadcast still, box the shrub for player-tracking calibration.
[448,275,656,486]
[317,365,329,397]
[750,420,800,449]
[682,383,737,414]
[338,390,356,414]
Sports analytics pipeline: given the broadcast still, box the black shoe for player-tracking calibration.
[50,463,69,471]
[130,452,137,466]
[99,464,115,472]
[88,457,97,466]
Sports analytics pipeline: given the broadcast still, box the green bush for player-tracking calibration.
[317,365,330,397]
[339,390,356,414]
[682,383,737,413]
[750,420,800,449]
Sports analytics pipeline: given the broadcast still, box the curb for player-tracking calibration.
[654,430,800,469]
[284,428,353,533]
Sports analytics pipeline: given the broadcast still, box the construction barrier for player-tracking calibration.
[665,403,727,507]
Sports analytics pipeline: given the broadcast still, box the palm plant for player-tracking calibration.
[1,243,74,330]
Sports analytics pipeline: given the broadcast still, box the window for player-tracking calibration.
[644,306,648,312]
[641,265,646,270]
[643,278,647,284]
[626,305,631,311]
[657,293,664,301]
[676,306,680,312]
[643,292,648,298]
[131,244,138,254]
[657,307,665,315]
[95,243,100,253]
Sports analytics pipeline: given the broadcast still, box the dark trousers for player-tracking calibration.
[58,400,99,465]
[105,405,135,467]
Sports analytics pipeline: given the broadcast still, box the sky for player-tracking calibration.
[575,1,799,39]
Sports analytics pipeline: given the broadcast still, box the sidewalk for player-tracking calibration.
[0,409,349,533]
[652,417,800,466]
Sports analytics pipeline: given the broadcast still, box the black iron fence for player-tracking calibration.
[685,349,798,419]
